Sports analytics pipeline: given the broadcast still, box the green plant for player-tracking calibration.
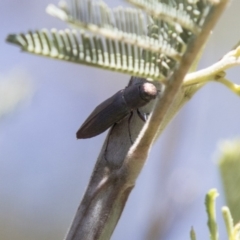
[192,189,240,240]
[6,0,240,239]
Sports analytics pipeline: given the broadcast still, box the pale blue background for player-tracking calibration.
[0,0,240,239]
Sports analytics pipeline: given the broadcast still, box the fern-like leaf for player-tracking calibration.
[46,1,183,60]
[7,28,172,80]
[127,0,212,33]
[6,0,219,81]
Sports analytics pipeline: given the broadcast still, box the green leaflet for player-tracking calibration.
[7,28,170,80]
[46,1,185,59]
[6,0,216,81]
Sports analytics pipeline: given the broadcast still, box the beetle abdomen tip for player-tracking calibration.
[76,129,91,139]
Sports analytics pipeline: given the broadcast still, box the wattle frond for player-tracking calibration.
[46,1,182,60]
[6,0,219,82]
[126,0,212,33]
[7,29,170,80]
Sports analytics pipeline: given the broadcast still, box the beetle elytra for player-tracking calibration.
[76,81,158,139]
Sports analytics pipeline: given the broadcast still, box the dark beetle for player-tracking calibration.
[76,82,158,139]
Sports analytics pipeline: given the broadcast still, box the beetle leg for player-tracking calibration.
[137,108,149,122]
[127,111,134,144]
[104,123,117,163]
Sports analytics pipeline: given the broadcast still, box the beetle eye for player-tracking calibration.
[139,83,158,102]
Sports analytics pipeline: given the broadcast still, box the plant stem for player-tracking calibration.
[65,1,229,239]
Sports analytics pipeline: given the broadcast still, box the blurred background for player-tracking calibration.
[1,0,240,239]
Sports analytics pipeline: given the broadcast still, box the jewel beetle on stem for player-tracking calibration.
[76,81,158,139]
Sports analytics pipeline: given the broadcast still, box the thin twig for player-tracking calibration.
[184,46,240,86]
